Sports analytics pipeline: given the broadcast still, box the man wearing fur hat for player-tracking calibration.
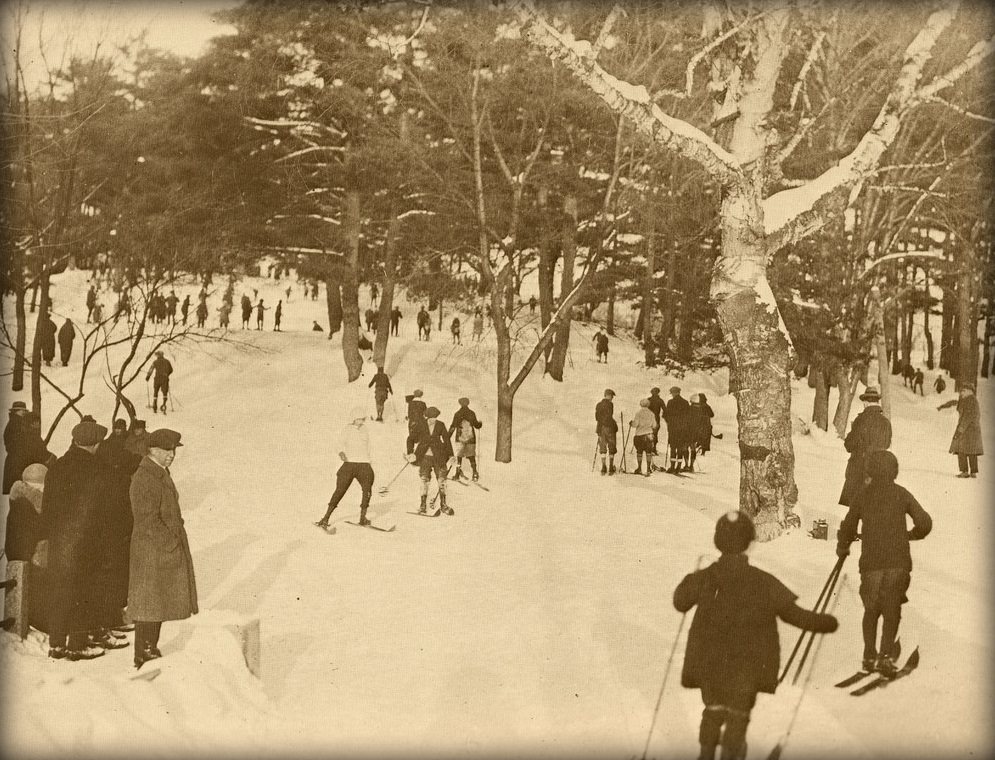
[129,428,198,669]
[407,406,455,515]
[674,512,838,760]
[837,450,931,677]
[316,408,376,529]
[43,418,116,660]
[839,387,892,507]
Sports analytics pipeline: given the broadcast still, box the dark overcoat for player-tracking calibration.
[838,406,892,507]
[5,479,44,561]
[97,435,140,608]
[949,395,983,456]
[128,457,198,622]
[689,403,714,453]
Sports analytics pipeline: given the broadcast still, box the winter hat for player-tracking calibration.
[604,389,615,398]
[866,450,899,483]
[690,394,701,404]
[21,463,47,488]
[670,386,681,395]
[71,420,107,446]
[412,389,424,398]
[639,398,650,407]
[714,511,755,555]
[349,406,368,421]
[859,387,881,403]
[699,393,708,402]
[148,428,183,450]
[650,387,660,395]
[425,406,441,419]
[112,418,128,430]
[10,401,27,413]
[133,419,147,430]
[458,397,470,406]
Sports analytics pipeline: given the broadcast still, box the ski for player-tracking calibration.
[850,648,920,696]
[313,521,336,535]
[834,670,874,688]
[449,477,470,487]
[407,510,442,518]
[345,521,396,532]
[470,480,490,491]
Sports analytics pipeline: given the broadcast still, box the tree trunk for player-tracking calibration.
[30,269,51,414]
[659,244,676,357]
[677,260,695,363]
[606,283,616,335]
[537,185,556,365]
[642,220,657,367]
[923,263,934,369]
[324,267,342,336]
[372,212,399,369]
[982,313,993,380]
[956,246,979,389]
[340,190,363,381]
[811,357,830,432]
[12,285,26,392]
[940,276,955,373]
[546,195,577,381]
[832,364,860,438]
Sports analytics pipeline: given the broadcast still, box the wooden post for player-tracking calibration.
[3,561,30,639]
[224,617,261,678]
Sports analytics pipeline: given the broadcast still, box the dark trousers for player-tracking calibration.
[859,568,910,660]
[958,454,979,474]
[321,462,374,522]
[699,683,756,760]
[375,396,387,420]
[49,631,89,651]
[135,621,162,655]
[152,377,169,407]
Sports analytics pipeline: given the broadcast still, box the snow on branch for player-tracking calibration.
[510,0,742,186]
[274,146,345,162]
[788,31,826,111]
[591,5,626,60]
[858,249,946,279]
[763,3,960,252]
[915,33,995,102]
[924,95,995,124]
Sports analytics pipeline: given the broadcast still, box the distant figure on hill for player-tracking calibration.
[592,329,609,364]
[370,283,379,308]
[901,362,915,388]
[311,283,319,300]
[365,308,376,333]
[85,286,97,323]
[938,383,982,478]
[529,295,537,314]
[195,301,208,328]
[933,375,946,394]
[218,302,231,329]
[57,318,76,367]
[390,307,402,336]
[255,299,268,330]
[39,310,57,367]
[368,365,393,422]
[180,295,191,326]
[241,295,252,329]
[274,300,283,332]
[417,307,430,341]
[472,311,484,342]
[912,368,924,396]
[165,291,179,325]
[450,317,461,345]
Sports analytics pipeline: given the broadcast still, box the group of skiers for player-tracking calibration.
[3,405,196,669]
[594,386,714,476]
[240,293,283,331]
[411,306,484,344]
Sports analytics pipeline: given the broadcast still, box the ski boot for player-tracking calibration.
[875,654,898,678]
[601,463,607,476]
[439,494,454,516]
[472,470,479,482]
[418,495,428,514]
[608,462,616,476]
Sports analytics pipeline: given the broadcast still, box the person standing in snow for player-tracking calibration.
[592,329,609,363]
[255,299,269,330]
[57,318,76,367]
[129,428,198,670]
[838,387,891,507]
[529,295,537,314]
[39,309,57,367]
[274,300,283,332]
[674,512,839,760]
[365,308,376,333]
[450,316,461,345]
[370,283,379,308]
[368,365,393,422]
[647,387,666,455]
[938,383,982,478]
[390,306,402,337]
[195,300,208,328]
[407,406,455,515]
[85,285,97,323]
[417,306,430,341]
[405,389,427,454]
[180,295,191,326]
[595,389,618,475]
[146,351,173,414]
[665,386,691,473]
[912,368,924,396]
[472,310,484,342]
[836,450,931,676]
[449,397,482,481]
[165,291,179,325]
[688,393,715,470]
[316,407,376,528]
[628,398,656,476]
[218,301,231,329]
[933,374,946,394]
[241,294,252,329]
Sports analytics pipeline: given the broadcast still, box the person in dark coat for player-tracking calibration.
[934,374,946,394]
[5,462,47,562]
[529,295,537,314]
[39,311,57,366]
[938,384,983,477]
[417,307,430,341]
[43,419,116,660]
[125,419,150,457]
[129,428,198,669]
[3,408,52,495]
[647,387,666,455]
[195,300,208,328]
[449,397,483,481]
[365,308,376,333]
[241,294,252,329]
[180,295,191,325]
[595,389,618,475]
[688,393,714,471]
[97,419,141,625]
[390,306,402,336]
[3,401,30,494]
[407,406,455,515]
[592,329,609,363]
[86,285,97,322]
[273,300,283,331]
[57,318,76,366]
[368,365,393,422]
[666,386,691,473]
[674,512,838,760]
[838,387,892,507]
[405,389,427,454]
[146,351,173,414]
[450,317,461,345]
[912,369,924,396]
[255,299,269,330]
[837,450,931,675]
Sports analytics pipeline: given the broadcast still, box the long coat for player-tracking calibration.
[97,435,141,609]
[949,394,983,456]
[57,320,76,365]
[838,405,892,507]
[43,445,116,634]
[128,457,198,622]
[689,402,714,453]
[39,316,57,362]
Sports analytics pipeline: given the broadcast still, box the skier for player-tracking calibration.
[255,299,268,330]
[405,389,427,454]
[180,295,191,326]
[450,316,461,345]
[146,351,173,414]
[472,310,484,342]
[311,282,319,300]
[529,295,537,314]
[390,306,402,337]
[595,389,618,475]
[912,368,924,396]
[57,318,76,367]
[417,307,430,341]
[241,294,252,329]
[39,310,57,367]
[285,285,292,302]
[315,407,376,528]
[368,365,393,422]
[688,393,715,470]
[449,397,482,481]
[165,291,179,325]
[836,450,931,676]
[85,285,97,323]
[933,374,946,394]
[665,386,691,473]
[628,398,656,476]
[195,301,208,328]
[592,329,609,363]
[647,387,666,455]
[901,362,915,388]
[675,512,839,760]
[274,300,283,332]
[91,302,103,325]
[406,406,455,515]
[839,387,891,507]
[938,383,982,478]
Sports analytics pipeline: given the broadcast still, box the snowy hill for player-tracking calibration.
[1,268,991,759]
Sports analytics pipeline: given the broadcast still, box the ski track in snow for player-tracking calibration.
[1,267,991,758]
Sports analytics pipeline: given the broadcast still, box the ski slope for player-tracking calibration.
[1,268,991,760]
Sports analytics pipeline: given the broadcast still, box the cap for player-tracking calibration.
[714,511,755,555]
[412,389,423,398]
[113,418,128,430]
[859,387,881,402]
[155,350,164,357]
[639,398,650,407]
[669,386,681,394]
[133,419,147,429]
[425,406,440,419]
[650,387,660,394]
[21,463,47,488]
[71,420,107,446]
[458,397,470,406]
[10,401,27,412]
[148,428,183,450]
[604,389,615,398]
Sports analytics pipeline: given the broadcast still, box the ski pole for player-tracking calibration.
[379,461,410,494]
[145,381,151,409]
[640,553,709,760]
[768,573,847,760]
[591,436,599,472]
[792,556,845,686]
[778,553,845,685]
[619,413,628,473]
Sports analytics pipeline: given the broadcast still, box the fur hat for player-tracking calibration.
[714,511,755,554]
[425,406,441,419]
[859,387,881,403]
[866,450,899,483]
[21,463,47,488]
[148,428,183,450]
[71,420,107,446]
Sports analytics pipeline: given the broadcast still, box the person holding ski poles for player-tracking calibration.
[595,389,618,475]
[836,450,932,676]
[368,365,393,422]
[406,406,455,515]
[146,351,173,414]
[315,407,376,529]
[674,512,838,760]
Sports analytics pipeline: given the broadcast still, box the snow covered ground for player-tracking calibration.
[1,268,991,760]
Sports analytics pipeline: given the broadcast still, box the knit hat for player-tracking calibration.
[866,450,899,483]
[412,389,423,398]
[21,463,47,488]
[148,428,183,450]
[639,398,650,407]
[71,420,107,446]
[859,387,881,402]
[425,406,440,419]
[714,511,755,554]
[458,397,470,406]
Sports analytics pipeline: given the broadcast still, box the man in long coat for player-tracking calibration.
[97,419,141,624]
[839,387,892,506]
[128,428,198,669]
[57,318,76,366]
[939,383,983,477]
[665,386,691,473]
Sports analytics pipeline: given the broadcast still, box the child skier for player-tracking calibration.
[836,450,932,675]
[674,512,838,760]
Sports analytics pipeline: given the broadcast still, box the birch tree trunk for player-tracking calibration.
[642,218,656,367]
[867,286,892,418]
[956,241,979,388]
[811,358,830,431]
[372,212,399,369]
[547,194,576,381]
[537,184,556,366]
[833,364,861,438]
[340,190,363,381]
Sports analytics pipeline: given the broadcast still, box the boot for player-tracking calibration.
[719,709,750,760]
[418,494,427,514]
[601,462,607,475]
[698,706,724,760]
[472,470,479,481]
[440,493,454,516]
[608,458,616,475]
